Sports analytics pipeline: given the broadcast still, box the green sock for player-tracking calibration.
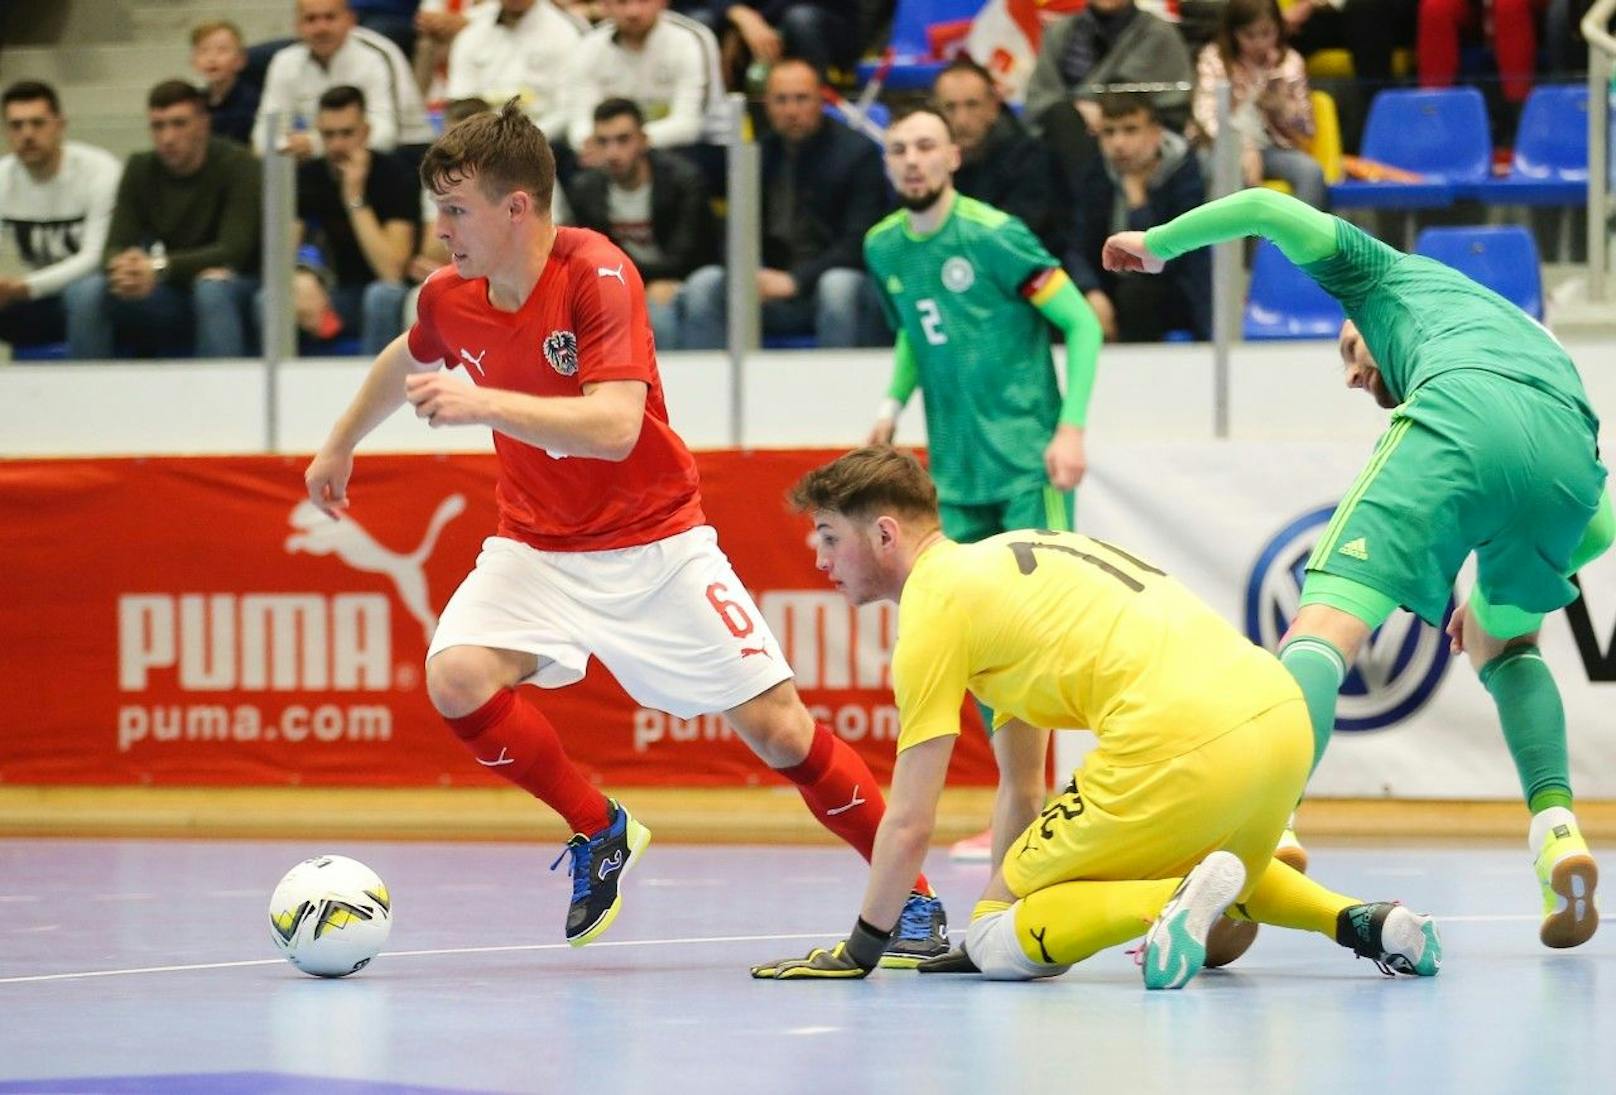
[1278,637,1348,775]
[1478,645,1572,814]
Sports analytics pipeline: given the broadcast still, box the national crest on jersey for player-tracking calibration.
[544,329,579,376]
[403,226,705,552]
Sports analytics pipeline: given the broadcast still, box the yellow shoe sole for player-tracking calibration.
[1540,853,1599,950]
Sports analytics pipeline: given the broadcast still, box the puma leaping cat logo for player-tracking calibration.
[285,494,467,644]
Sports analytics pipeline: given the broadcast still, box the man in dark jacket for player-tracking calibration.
[933,58,1066,257]
[680,57,886,349]
[567,98,715,349]
[1065,93,1209,342]
[63,80,261,358]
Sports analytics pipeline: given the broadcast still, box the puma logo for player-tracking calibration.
[740,646,770,660]
[597,264,625,284]
[825,785,867,816]
[459,347,486,375]
[285,494,467,644]
[476,747,515,767]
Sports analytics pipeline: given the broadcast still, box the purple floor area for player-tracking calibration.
[1,839,1612,1093]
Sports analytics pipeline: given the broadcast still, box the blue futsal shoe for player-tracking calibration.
[879,891,950,968]
[550,799,651,946]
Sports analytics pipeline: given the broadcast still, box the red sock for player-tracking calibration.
[446,688,610,836]
[779,722,931,895]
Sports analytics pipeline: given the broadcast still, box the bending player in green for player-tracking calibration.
[863,104,1105,880]
[1105,188,1613,949]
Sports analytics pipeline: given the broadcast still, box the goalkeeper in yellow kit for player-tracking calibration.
[751,448,1440,989]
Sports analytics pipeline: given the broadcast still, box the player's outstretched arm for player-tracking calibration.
[305,334,437,517]
[750,735,955,981]
[1142,188,1341,267]
[869,331,920,446]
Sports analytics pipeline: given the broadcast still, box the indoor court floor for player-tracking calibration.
[1,838,1611,1094]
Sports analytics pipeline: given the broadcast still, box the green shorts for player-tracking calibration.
[1305,370,1608,626]
[941,484,1073,543]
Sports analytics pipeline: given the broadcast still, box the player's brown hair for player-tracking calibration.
[419,97,555,212]
[788,447,940,525]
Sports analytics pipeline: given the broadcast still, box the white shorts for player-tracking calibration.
[427,525,793,718]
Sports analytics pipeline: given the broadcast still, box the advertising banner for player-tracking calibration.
[1081,441,1616,798]
[0,453,996,787]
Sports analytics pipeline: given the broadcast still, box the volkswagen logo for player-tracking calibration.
[1244,505,1454,731]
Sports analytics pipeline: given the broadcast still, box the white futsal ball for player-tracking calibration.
[268,855,392,978]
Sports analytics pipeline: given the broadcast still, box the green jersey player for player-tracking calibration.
[864,107,1103,538]
[862,107,1104,900]
[1107,188,1615,950]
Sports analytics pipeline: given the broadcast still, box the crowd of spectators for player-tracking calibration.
[0,0,1591,359]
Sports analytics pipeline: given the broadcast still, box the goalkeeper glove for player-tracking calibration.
[750,917,890,980]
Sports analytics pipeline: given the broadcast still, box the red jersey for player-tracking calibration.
[407,227,705,551]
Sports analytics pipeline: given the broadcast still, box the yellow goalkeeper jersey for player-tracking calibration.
[892,531,1302,764]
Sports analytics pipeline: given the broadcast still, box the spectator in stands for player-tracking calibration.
[695,0,860,88]
[567,98,714,347]
[291,85,419,353]
[562,0,726,160]
[191,21,261,147]
[1064,92,1209,342]
[0,81,121,354]
[447,0,589,144]
[64,81,260,359]
[1417,0,1544,147]
[932,57,1067,257]
[412,0,484,99]
[1191,0,1326,209]
[1024,0,1193,192]
[254,0,434,159]
[679,58,886,349]
[1281,0,1417,89]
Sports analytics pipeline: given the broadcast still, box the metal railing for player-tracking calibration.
[1584,0,1615,302]
[250,82,1246,446]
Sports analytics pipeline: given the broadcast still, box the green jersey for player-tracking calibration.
[865,195,1067,506]
[1306,220,1598,429]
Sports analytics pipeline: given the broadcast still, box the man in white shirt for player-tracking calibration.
[562,0,725,156]
[446,0,589,143]
[254,0,434,158]
[0,80,121,351]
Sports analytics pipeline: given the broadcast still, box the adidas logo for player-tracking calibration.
[1339,537,1370,561]
[886,274,903,294]
[1349,905,1376,942]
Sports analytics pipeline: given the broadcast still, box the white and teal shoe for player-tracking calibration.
[1336,902,1441,977]
[1142,851,1247,990]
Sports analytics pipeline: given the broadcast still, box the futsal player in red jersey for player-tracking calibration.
[302,100,947,958]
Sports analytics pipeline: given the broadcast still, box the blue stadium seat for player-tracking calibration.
[855,0,984,91]
[1413,225,1543,319]
[1329,88,1491,209]
[1243,239,1345,340]
[1462,84,1587,204]
[10,341,70,361]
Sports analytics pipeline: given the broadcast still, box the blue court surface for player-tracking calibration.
[1,838,1611,1094]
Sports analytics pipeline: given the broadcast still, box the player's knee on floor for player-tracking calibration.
[965,906,1071,982]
